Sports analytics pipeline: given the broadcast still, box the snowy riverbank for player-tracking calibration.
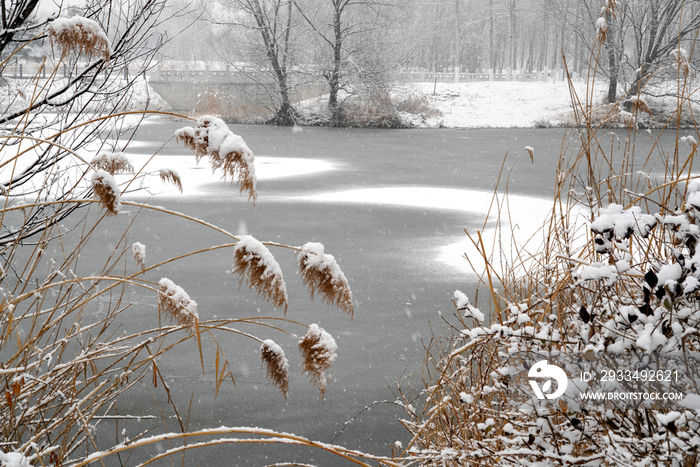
[297,80,700,129]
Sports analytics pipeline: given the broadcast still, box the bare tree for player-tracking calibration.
[623,0,700,99]
[210,0,300,125]
[295,0,395,125]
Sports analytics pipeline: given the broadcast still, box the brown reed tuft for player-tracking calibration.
[174,127,200,155]
[260,339,289,398]
[298,324,337,398]
[210,149,257,202]
[157,278,199,334]
[233,236,288,312]
[159,169,183,193]
[91,152,134,175]
[91,169,121,216]
[47,16,110,61]
[297,242,354,316]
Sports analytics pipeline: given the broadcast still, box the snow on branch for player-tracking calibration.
[175,116,257,201]
[233,235,288,312]
[297,242,353,316]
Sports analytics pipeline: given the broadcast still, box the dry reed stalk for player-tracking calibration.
[297,242,353,316]
[91,169,121,215]
[260,339,289,397]
[233,236,288,312]
[298,324,337,398]
[47,16,110,61]
[157,278,199,334]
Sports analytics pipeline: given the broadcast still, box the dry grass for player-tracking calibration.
[158,168,183,192]
[0,13,382,467]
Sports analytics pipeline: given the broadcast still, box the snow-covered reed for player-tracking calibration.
[260,339,290,398]
[157,278,200,334]
[91,169,121,215]
[233,235,289,312]
[47,16,110,61]
[175,115,257,201]
[90,152,134,174]
[397,9,700,465]
[298,242,354,316]
[298,324,338,399]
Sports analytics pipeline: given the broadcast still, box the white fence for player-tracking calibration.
[397,68,580,83]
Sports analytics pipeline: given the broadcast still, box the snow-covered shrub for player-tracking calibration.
[398,15,700,466]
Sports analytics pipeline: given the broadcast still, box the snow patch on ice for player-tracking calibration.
[294,186,552,275]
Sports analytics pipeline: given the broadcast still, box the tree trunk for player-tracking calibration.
[453,0,460,80]
[0,0,40,56]
[605,9,618,103]
[328,3,343,126]
[489,0,494,70]
[509,0,517,70]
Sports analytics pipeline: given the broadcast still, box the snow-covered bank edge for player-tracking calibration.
[294,80,700,129]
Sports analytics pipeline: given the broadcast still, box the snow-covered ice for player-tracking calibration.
[294,186,552,274]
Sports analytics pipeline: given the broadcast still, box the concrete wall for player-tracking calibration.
[148,69,325,117]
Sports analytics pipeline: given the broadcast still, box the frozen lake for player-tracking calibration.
[86,121,685,465]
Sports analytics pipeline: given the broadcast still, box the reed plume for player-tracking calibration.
[233,236,288,312]
[91,169,121,216]
[132,242,146,270]
[91,152,134,175]
[297,242,353,316]
[47,16,110,61]
[159,168,183,193]
[157,278,199,334]
[175,116,257,201]
[260,339,289,398]
[298,324,337,398]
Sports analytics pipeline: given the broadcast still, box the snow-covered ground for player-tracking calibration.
[396,81,595,128]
